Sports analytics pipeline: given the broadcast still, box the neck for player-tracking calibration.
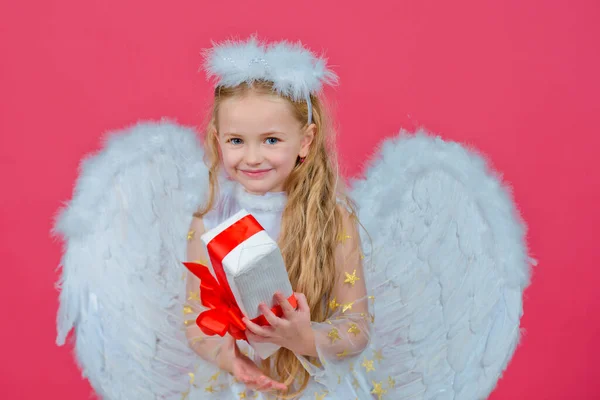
[231,181,287,212]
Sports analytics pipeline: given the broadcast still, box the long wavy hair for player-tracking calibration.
[194,80,356,397]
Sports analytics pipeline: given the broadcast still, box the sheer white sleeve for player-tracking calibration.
[296,206,372,390]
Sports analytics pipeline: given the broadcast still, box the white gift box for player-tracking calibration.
[201,209,294,359]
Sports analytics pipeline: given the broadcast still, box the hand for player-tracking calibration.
[216,334,287,392]
[244,292,316,357]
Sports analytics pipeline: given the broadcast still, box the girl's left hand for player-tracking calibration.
[243,292,316,356]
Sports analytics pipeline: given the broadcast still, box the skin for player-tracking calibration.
[216,92,315,195]
[214,92,317,392]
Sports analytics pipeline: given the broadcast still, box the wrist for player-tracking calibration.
[300,325,318,357]
[215,344,234,373]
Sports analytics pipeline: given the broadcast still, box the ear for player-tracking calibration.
[299,123,316,158]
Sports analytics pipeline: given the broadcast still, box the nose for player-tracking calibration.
[244,143,263,166]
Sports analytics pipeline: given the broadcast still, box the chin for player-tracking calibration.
[241,180,281,194]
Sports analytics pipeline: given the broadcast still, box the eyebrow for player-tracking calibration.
[222,131,286,138]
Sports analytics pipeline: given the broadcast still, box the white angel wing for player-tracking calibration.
[353,130,532,400]
[53,120,208,399]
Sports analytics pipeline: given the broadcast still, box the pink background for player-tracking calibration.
[1,0,599,398]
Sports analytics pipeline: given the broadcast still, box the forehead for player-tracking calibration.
[217,92,300,134]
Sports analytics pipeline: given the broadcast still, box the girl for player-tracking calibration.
[53,35,530,400]
[183,39,373,399]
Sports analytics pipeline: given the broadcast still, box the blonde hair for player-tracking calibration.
[194,80,356,397]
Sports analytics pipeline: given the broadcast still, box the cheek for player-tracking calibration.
[270,145,298,166]
[219,147,239,168]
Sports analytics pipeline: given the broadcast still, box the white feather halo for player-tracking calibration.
[202,36,338,104]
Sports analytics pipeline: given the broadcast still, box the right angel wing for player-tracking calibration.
[352,130,533,399]
[53,120,208,399]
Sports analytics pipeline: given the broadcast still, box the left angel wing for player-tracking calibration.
[352,130,533,399]
[53,120,208,399]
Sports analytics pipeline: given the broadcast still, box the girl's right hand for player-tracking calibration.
[217,334,287,393]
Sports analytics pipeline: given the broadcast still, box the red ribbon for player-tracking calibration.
[183,214,297,341]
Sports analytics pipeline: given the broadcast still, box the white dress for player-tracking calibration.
[185,180,374,399]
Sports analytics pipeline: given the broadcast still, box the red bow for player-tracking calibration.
[184,262,247,339]
[183,262,297,341]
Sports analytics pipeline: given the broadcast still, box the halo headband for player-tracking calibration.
[203,37,337,124]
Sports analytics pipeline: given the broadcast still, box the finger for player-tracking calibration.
[240,375,257,385]
[258,376,286,392]
[295,292,310,313]
[268,378,287,391]
[246,331,266,343]
[259,303,283,327]
[244,317,275,338]
[275,292,295,317]
[256,377,273,392]
[245,375,269,392]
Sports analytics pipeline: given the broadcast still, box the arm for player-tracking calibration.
[184,216,230,368]
[296,205,372,387]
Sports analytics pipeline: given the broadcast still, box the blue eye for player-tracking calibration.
[230,138,243,145]
[265,137,279,145]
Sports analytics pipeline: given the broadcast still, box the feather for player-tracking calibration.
[53,119,208,399]
[352,129,532,399]
[203,35,337,102]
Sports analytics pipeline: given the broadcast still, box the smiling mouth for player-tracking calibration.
[240,168,272,177]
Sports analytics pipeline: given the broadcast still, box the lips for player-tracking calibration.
[240,168,272,178]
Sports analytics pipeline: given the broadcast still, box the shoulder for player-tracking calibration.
[334,199,361,253]
[335,195,358,231]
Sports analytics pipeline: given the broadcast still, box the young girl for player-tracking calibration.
[53,35,530,400]
[183,39,373,399]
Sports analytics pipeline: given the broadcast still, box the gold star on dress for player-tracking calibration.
[183,305,193,315]
[337,231,351,243]
[315,391,328,400]
[239,391,247,399]
[373,349,384,363]
[362,357,375,372]
[344,270,360,286]
[209,371,220,382]
[371,381,387,400]
[190,336,204,344]
[187,230,195,241]
[348,323,361,336]
[388,376,396,388]
[342,301,354,313]
[328,328,341,343]
[329,297,340,311]
[188,291,200,302]
[336,349,349,359]
[205,385,216,393]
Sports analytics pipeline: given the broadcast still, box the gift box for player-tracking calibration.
[189,209,295,359]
